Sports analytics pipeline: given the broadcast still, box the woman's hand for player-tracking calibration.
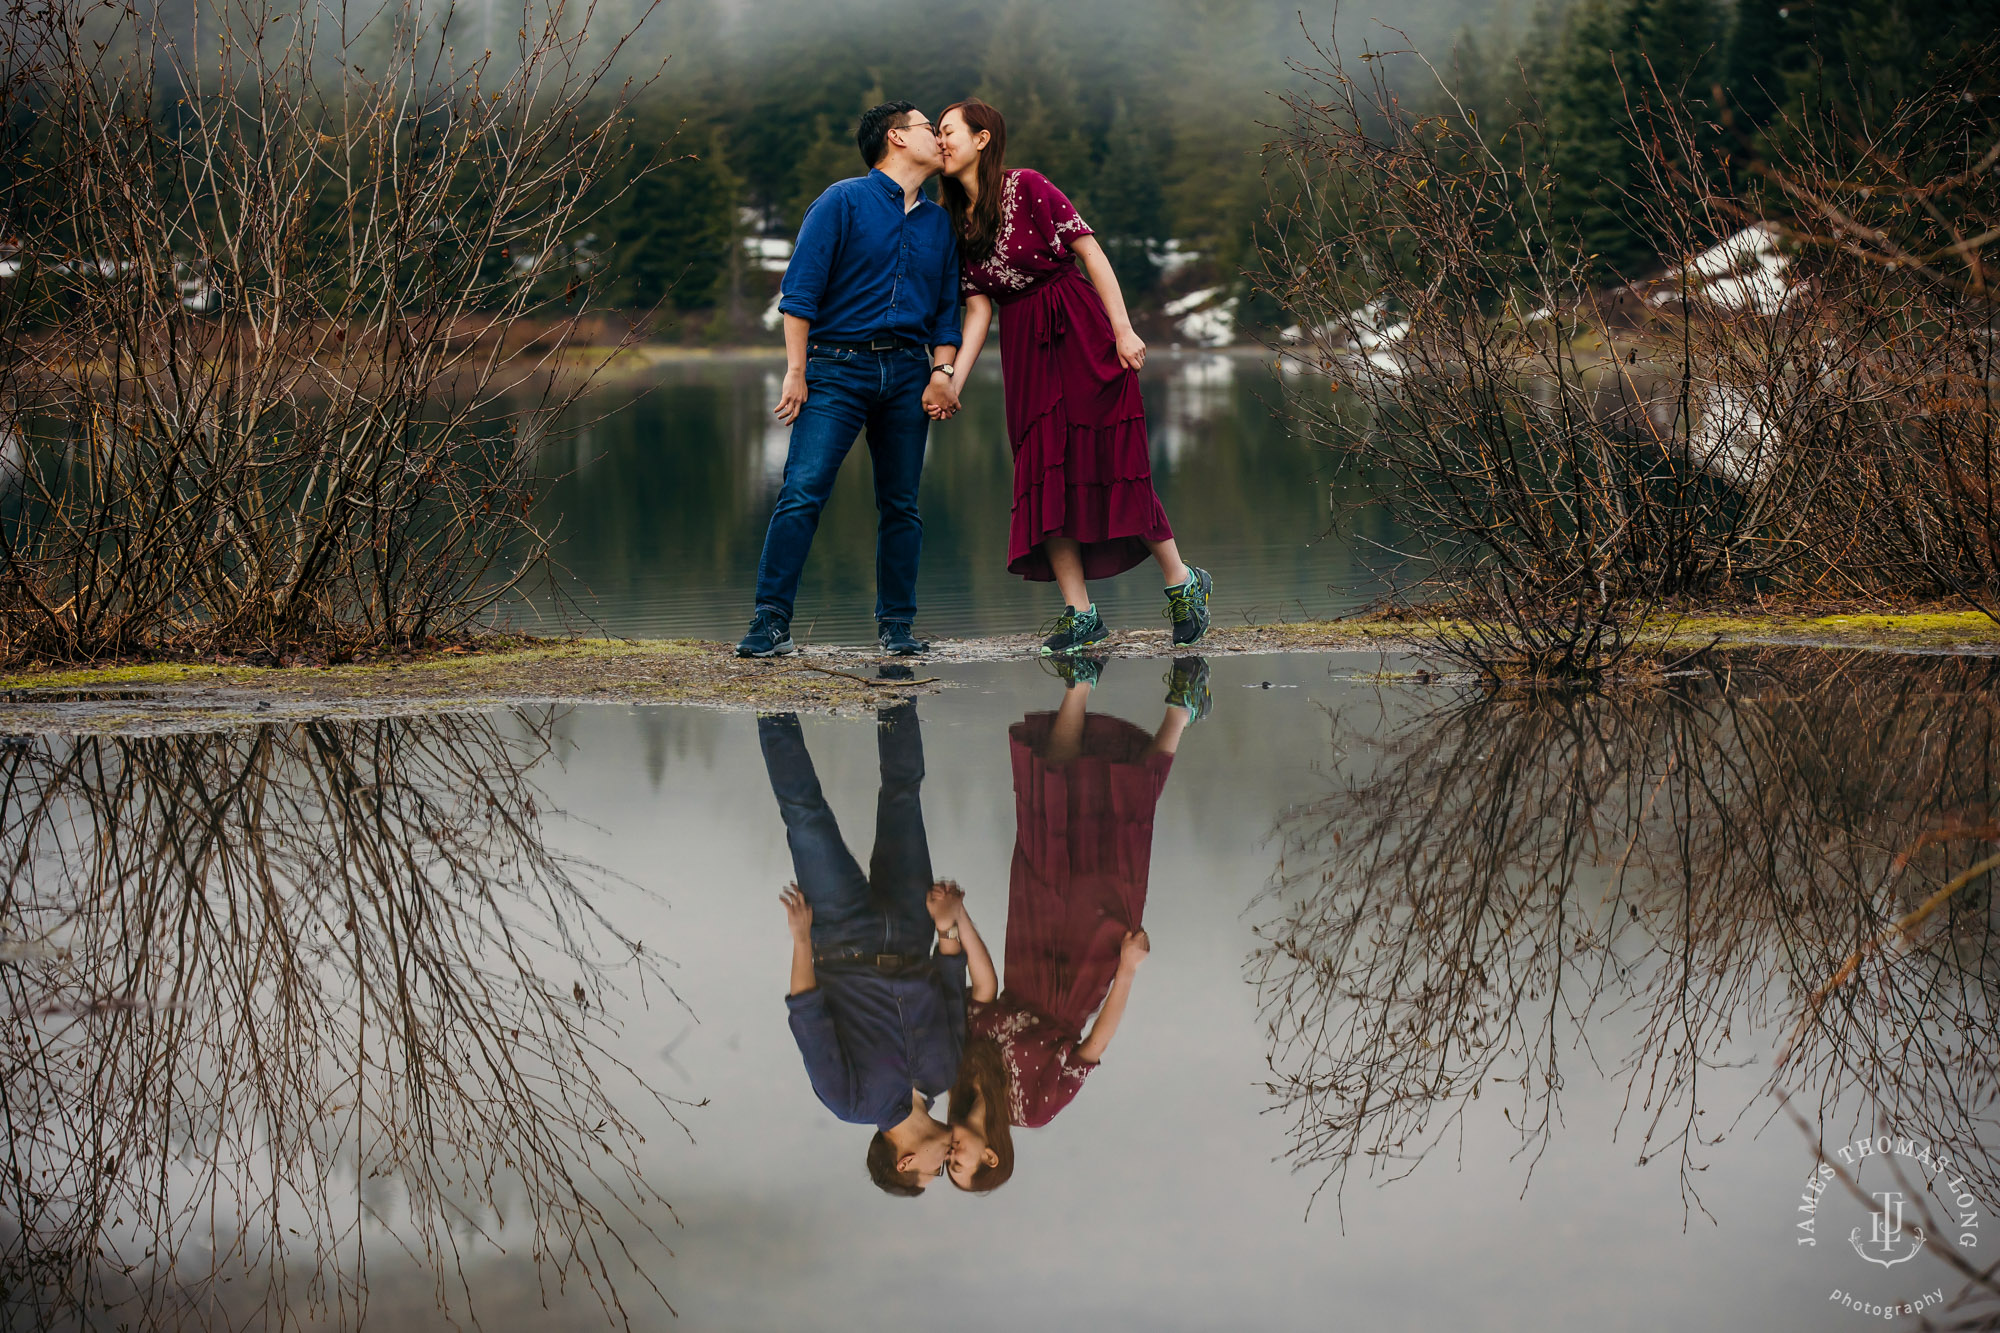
[921,375,960,421]
[927,879,966,931]
[1114,328,1146,373]
[773,367,808,425]
[780,884,813,943]
[1119,928,1150,969]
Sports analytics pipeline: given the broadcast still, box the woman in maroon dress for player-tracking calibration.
[944,659,1209,1192]
[934,99,1214,657]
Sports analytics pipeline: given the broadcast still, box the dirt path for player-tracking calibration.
[2,612,1994,736]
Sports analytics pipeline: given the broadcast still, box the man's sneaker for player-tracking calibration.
[735,608,795,658]
[1165,566,1214,647]
[1045,652,1106,690]
[878,621,929,656]
[1163,656,1212,722]
[1040,604,1108,656]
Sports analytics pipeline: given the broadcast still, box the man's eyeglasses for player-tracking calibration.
[897,121,938,137]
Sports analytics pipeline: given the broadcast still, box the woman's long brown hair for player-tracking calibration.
[946,1036,1015,1192]
[938,99,1008,264]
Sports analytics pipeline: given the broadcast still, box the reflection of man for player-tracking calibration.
[760,701,996,1195]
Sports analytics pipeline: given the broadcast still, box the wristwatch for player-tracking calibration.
[939,924,961,941]
[930,363,956,379]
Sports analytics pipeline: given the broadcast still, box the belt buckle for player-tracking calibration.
[868,336,898,351]
[876,953,900,968]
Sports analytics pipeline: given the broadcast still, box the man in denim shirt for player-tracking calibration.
[762,700,997,1195]
[736,101,963,660]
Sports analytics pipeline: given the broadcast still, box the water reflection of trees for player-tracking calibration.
[0,715,685,1330]
[1252,653,2000,1224]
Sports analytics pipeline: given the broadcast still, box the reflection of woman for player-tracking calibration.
[934,99,1213,657]
[947,657,1209,1192]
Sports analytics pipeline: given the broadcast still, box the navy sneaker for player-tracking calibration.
[878,621,930,656]
[1040,604,1108,656]
[735,608,795,658]
[1046,652,1106,689]
[1165,566,1213,647]
[1163,656,1212,721]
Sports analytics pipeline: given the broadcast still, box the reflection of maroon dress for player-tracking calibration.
[968,713,1174,1128]
[960,170,1173,583]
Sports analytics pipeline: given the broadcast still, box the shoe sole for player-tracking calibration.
[881,644,928,656]
[737,640,796,658]
[1040,634,1107,656]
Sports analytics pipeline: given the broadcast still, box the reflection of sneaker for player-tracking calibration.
[1165,566,1214,647]
[1163,656,1211,722]
[736,608,795,658]
[1045,653,1106,690]
[1040,604,1108,656]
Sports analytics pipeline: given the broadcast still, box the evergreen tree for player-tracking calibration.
[1545,0,1651,278]
[606,120,739,312]
[1088,100,1171,297]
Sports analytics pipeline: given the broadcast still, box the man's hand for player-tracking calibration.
[774,367,808,425]
[780,884,813,943]
[921,375,959,421]
[1119,928,1150,969]
[926,879,965,931]
[1114,328,1147,373]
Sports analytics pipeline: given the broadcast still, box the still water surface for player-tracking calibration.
[520,354,1391,642]
[6,650,1998,1330]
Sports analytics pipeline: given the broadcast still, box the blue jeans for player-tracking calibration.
[758,703,935,957]
[753,344,931,625]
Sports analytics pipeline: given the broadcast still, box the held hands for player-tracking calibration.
[773,368,808,425]
[926,879,966,931]
[921,374,960,421]
[1119,928,1151,970]
[1114,328,1147,373]
[780,884,813,943]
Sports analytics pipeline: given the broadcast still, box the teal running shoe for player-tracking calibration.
[1165,566,1214,647]
[1040,604,1108,656]
[1163,655,1212,722]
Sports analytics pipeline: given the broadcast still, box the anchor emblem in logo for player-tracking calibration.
[1849,1191,1926,1268]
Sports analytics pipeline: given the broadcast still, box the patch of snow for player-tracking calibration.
[1148,239,1199,280]
[744,236,793,274]
[1163,286,1222,318]
[1175,297,1237,348]
[761,290,785,332]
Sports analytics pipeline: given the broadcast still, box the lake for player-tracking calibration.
[516,352,1394,644]
[6,649,1998,1331]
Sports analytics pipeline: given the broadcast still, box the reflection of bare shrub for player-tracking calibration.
[0,714,686,1330]
[0,0,659,664]
[1251,653,2000,1223]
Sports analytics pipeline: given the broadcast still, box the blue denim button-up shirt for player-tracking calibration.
[777,169,962,349]
[785,953,969,1130]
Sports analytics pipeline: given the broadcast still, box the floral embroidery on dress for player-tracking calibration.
[962,170,1095,300]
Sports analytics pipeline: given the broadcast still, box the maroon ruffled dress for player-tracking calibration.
[961,169,1174,582]
[968,712,1174,1128]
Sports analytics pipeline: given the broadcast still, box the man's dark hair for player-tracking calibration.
[867,1131,923,1197]
[856,101,919,168]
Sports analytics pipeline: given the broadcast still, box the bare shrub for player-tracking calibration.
[0,0,659,665]
[1261,29,2000,664]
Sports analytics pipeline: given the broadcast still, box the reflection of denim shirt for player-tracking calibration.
[785,953,969,1130]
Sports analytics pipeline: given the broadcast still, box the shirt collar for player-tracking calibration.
[868,167,901,196]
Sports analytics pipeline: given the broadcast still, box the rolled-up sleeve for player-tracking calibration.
[785,989,853,1115]
[928,229,962,348]
[778,189,844,322]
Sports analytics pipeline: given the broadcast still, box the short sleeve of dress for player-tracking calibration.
[1020,170,1094,257]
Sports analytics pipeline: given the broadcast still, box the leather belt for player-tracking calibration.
[810,336,924,353]
[814,948,933,970]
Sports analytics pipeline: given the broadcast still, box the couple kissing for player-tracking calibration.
[736,98,1214,662]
